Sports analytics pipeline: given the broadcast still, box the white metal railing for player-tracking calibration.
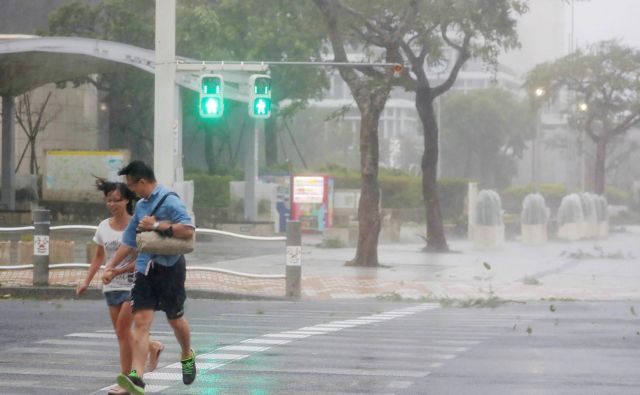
[1,224,287,239]
[195,228,285,241]
[0,262,285,279]
[0,225,287,280]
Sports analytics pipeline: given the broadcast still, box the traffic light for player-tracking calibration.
[199,74,224,118]
[248,74,271,119]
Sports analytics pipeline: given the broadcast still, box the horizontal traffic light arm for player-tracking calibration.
[177,71,249,103]
[177,61,402,106]
[176,60,402,70]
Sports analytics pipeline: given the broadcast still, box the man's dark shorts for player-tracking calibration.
[131,256,187,320]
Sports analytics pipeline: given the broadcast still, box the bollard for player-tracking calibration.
[32,209,50,287]
[285,220,301,299]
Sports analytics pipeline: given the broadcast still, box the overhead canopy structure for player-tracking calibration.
[0,36,157,96]
[0,36,157,210]
[0,34,264,215]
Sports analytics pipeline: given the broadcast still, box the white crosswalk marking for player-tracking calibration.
[241,338,291,345]
[0,302,532,394]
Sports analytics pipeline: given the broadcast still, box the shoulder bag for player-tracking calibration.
[136,192,195,255]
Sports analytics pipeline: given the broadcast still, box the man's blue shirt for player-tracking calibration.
[122,184,194,273]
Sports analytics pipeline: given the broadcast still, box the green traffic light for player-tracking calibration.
[202,76,222,94]
[200,96,223,118]
[253,77,271,95]
[252,97,271,116]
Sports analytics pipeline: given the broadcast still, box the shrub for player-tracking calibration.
[595,195,608,221]
[502,184,566,213]
[379,173,422,208]
[578,192,598,225]
[185,172,233,208]
[475,190,502,226]
[605,186,630,206]
[258,198,271,215]
[557,194,584,225]
[521,193,549,225]
[438,179,469,222]
[317,165,468,221]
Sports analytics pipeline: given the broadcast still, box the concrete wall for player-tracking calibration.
[11,83,102,177]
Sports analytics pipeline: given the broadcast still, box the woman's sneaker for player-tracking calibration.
[117,370,146,395]
[181,348,197,385]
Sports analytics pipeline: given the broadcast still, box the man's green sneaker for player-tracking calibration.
[117,370,146,395]
[181,348,197,385]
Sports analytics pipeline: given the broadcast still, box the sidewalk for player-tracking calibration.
[1,226,639,301]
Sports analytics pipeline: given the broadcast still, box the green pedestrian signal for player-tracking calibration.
[252,97,271,116]
[199,75,224,118]
[248,74,271,119]
[200,96,222,117]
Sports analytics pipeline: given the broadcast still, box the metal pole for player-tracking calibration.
[285,220,301,299]
[244,119,260,221]
[154,0,177,187]
[177,60,402,68]
[1,95,16,210]
[531,109,541,184]
[32,209,50,286]
[467,182,478,241]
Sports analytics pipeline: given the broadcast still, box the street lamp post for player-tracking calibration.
[578,102,588,190]
[531,88,546,184]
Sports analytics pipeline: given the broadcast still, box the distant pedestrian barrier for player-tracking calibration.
[0,209,301,298]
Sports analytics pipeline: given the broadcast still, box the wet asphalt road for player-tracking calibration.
[1,299,639,394]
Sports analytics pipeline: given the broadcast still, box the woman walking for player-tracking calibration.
[76,178,164,395]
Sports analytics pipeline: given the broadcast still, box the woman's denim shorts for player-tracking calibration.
[104,290,131,306]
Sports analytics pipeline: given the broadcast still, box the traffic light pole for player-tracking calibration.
[156,1,400,219]
[154,0,182,188]
[244,119,262,221]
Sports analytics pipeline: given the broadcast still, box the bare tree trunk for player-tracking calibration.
[313,0,397,267]
[416,88,449,252]
[29,137,37,174]
[594,138,607,195]
[347,107,381,267]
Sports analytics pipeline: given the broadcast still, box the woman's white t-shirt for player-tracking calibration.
[93,218,135,293]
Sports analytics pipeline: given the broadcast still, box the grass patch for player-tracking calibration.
[455,296,506,308]
[559,246,633,260]
[374,292,512,308]
[318,238,345,249]
[541,297,576,302]
[522,275,541,285]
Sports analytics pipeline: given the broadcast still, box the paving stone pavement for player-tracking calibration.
[0,267,430,299]
[1,226,639,301]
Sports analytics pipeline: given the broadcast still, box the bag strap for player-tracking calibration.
[149,192,179,217]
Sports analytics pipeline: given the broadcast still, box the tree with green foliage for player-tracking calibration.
[395,0,527,251]
[525,40,640,194]
[313,0,405,266]
[313,0,526,254]
[440,87,534,189]
[47,0,156,161]
[47,0,327,171]
[177,0,328,167]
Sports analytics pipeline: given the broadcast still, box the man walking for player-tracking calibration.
[103,160,196,395]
